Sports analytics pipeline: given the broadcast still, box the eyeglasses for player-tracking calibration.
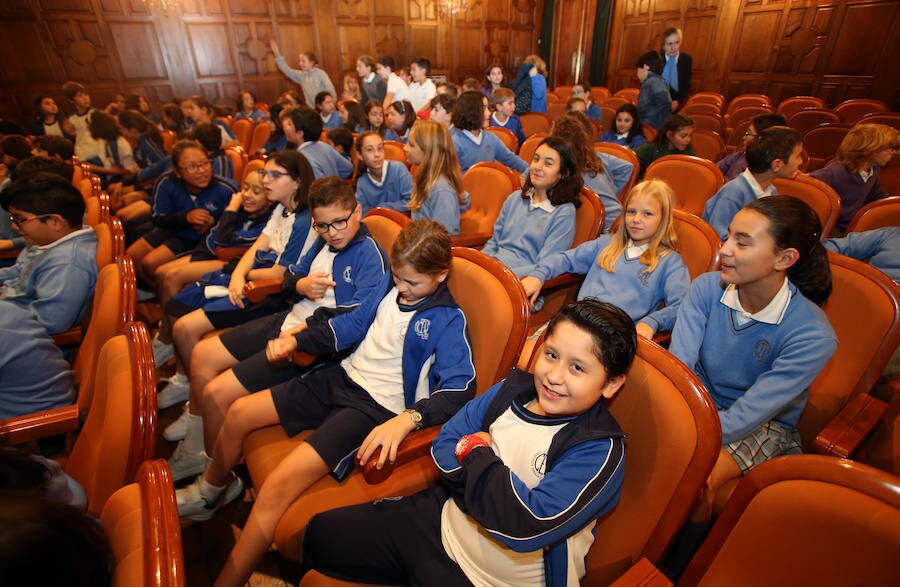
[179,159,211,172]
[312,212,353,234]
[257,169,290,180]
[9,213,52,227]
[743,130,758,138]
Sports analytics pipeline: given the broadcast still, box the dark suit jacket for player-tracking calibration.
[666,52,693,105]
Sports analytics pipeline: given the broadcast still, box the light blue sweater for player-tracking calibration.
[598,152,634,197]
[824,227,900,283]
[703,172,776,240]
[529,233,690,332]
[481,190,576,278]
[450,128,529,174]
[356,160,413,216]
[583,171,621,231]
[299,141,354,179]
[410,175,470,236]
[670,273,837,444]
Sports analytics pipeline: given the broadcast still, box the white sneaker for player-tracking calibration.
[163,403,192,442]
[152,334,175,367]
[176,473,244,522]
[157,373,190,410]
[167,442,211,481]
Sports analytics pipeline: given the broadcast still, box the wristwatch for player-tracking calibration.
[404,408,423,430]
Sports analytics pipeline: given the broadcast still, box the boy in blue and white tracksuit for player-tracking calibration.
[355,159,413,216]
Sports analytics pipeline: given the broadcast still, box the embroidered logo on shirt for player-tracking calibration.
[203,201,218,211]
[531,451,547,479]
[754,339,772,362]
[639,270,651,287]
[342,265,352,283]
[414,318,430,340]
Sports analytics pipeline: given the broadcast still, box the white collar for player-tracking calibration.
[625,239,649,260]
[491,112,509,125]
[367,162,389,187]
[320,112,332,122]
[740,168,777,199]
[720,277,791,325]
[528,192,556,213]
[616,132,628,139]
[859,167,873,183]
[38,226,93,251]
[666,53,679,61]
[364,72,376,83]
[462,129,483,145]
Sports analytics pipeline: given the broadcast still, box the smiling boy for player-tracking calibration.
[304,300,636,587]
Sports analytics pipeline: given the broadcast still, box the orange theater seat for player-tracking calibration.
[456,161,522,247]
[382,140,408,166]
[231,117,254,150]
[834,99,890,125]
[690,129,726,162]
[772,173,841,236]
[614,87,640,104]
[486,126,518,153]
[803,124,850,171]
[788,108,841,135]
[519,112,553,137]
[776,95,826,118]
[594,142,640,200]
[247,120,271,155]
[644,154,726,216]
[517,131,548,164]
[846,195,900,233]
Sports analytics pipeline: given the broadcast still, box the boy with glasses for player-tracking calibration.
[716,113,787,181]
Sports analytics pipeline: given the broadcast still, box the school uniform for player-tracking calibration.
[299,141,354,179]
[637,72,671,131]
[124,134,170,186]
[450,128,529,174]
[670,273,837,468]
[703,169,777,240]
[213,119,236,144]
[147,173,238,252]
[490,113,526,148]
[360,72,386,104]
[192,206,274,262]
[598,131,646,150]
[810,161,888,231]
[716,150,747,182]
[355,159,413,216]
[598,152,635,197]
[408,78,437,112]
[824,227,900,283]
[274,57,337,109]
[410,176,471,236]
[210,149,233,180]
[383,127,410,144]
[481,190,576,278]
[271,278,476,479]
[0,227,98,334]
[304,369,625,587]
[583,170,622,231]
[69,108,102,161]
[385,72,410,103]
[235,109,268,123]
[321,110,342,130]
[530,234,690,333]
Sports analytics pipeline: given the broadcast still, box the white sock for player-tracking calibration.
[182,413,205,454]
[197,474,224,502]
[168,372,189,384]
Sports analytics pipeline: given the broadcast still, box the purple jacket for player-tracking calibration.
[810,162,887,231]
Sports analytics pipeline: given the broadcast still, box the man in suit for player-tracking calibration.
[662,27,692,111]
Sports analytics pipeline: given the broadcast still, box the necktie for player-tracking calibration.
[663,56,678,92]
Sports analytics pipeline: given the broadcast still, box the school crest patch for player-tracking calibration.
[414,318,430,340]
[754,339,772,362]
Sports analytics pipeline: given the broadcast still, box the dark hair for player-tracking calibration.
[391,219,452,276]
[751,113,788,134]
[636,51,664,74]
[118,109,163,148]
[284,107,323,142]
[0,491,113,587]
[745,195,832,306]
[169,139,205,169]
[615,103,644,143]
[12,156,74,183]
[301,51,318,64]
[412,57,431,75]
[33,94,58,121]
[123,92,145,113]
[462,78,480,92]
[0,135,33,162]
[574,80,592,93]
[87,110,120,142]
[0,172,85,226]
[484,64,504,87]
[341,100,368,132]
[314,91,333,110]
[161,103,186,136]
[364,99,385,134]
[353,131,383,180]
[546,300,638,378]
[235,89,258,113]
[266,103,284,140]
[327,127,353,154]
[0,448,52,494]
[523,135,584,208]
[308,176,357,211]
[268,150,314,212]
[451,91,487,131]
[430,93,456,114]
[386,101,416,135]
[745,126,802,174]
[33,136,75,161]
[189,94,214,118]
[61,81,87,102]
[566,97,587,110]
[377,55,396,71]
[655,113,693,147]
[551,111,605,176]
[436,81,460,98]
[190,122,224,153]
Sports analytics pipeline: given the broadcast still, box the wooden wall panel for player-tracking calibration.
[605,0,900,108]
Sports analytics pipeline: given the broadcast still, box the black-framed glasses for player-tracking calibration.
[257,169,290,180]
[9,213,52,227]
[179,159,211,172]
[312,212,353,234]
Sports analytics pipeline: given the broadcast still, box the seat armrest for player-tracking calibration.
[0,405,80,445]
[540,273,582,291]
[216,246,247,262]
[609,557,674,587]
[357,427,439,484]
[812,393,889,458]
[244,278,284,304]
[290,350,317,367]
[451,233,492,248]
[651,330,672,348]
[52,326,83,347]
[0,247,21,260]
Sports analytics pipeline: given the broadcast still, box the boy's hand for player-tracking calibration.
[269,39,280,55]
[357,414,417,469]
[227,274,247,308]
[265,331,298,362]
[296,272,336,300]
[520,276,543,306]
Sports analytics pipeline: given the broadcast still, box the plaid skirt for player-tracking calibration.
[725,419,802,473]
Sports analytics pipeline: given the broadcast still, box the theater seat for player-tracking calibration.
[611,455,900,587]
[486,125,519,153]
[382,140,408,166]
[834,99,889,125]
[224,146,246,182]
[519,112,553,137]
[242,247,529,561]
[594,142,640,200]
[846,195,900,233]
[772,173,841,236]
[644,154,725,216]
[457,161,522,247]
[100,460,185,587]
[231,118,254,151]
[362,207,411,256]
[518,131,548,163]
[301,336,722,587]
[247,121,271,156]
